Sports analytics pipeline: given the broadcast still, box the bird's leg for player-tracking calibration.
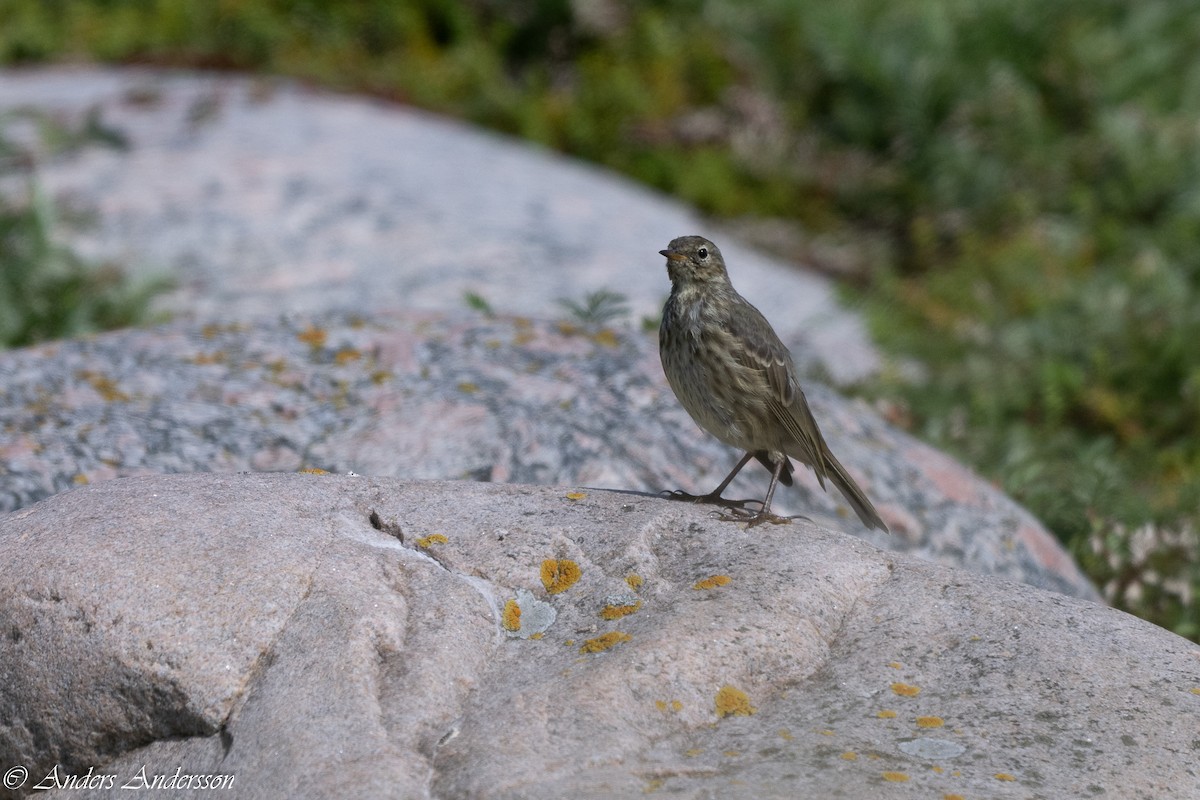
[662,452,759,509]
[718,457,795,527]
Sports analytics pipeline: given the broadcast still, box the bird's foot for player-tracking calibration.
[660,489,758,511]
[714,505,796,527]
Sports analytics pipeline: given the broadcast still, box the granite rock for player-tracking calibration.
[0,474,1196,799]
[0,312,1096,600]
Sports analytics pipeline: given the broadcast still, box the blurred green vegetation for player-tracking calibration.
[0,109,167,348]
[1,0,1198,636]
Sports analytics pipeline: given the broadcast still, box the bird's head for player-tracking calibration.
[659,236,729,287]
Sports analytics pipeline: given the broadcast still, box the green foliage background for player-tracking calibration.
[2,0,1198,636]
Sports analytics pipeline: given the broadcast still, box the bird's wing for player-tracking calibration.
[725,296,831,487]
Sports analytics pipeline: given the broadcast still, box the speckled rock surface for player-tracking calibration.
[0,65,876,384]
[0,475,1195,800]
[0,312,1094,600]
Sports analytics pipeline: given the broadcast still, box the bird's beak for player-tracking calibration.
[660,248,687,262]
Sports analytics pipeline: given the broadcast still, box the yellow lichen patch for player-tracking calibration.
[995,773,1017,782]
[877,710,897,719]
[298,467,329,475]
[931,766,944,774]
[541,559,581,594]
[818,729,835,736]
[334,347,362,364]
[502,599,521,631]
[778,729,794,741]
[579,631,630,653]
[916,716,944,728]
[457,381,479,394]
[944,794,965,800]
[591,329,619,348]
[416,534,449,548]
[600,600,642,620]
[887,661,903,669]
[841,752,858,761]
[881,772,910,783]
[722,750,740,757]
[714,684,756,718]
[1191,687,1200,695]
[670,700,682,712]
[684,748,703,758]
[530,632,544,640]
[78,370,130,402]
[693,575,732,590]
[891,682,921,697]
[643,778,664,794]
[565,491,587,500]
[191,350,227,365]
[297,326,326,347]
[655,700,668,712]
[626,574,644,590]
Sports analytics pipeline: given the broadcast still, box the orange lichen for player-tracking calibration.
[73,474,89,485]
[693,575,731,590]
[714,685,756,718]
[995,773,1017,782]
[579,631,630,653]
[841,752,858,761]
[881,772,910,783]
[78,370,130,402]
[416,534,448,548]
[877,710,897,719]
[565,491,587,500]
[191,350,227,365]
[502,599,521,631]
[891,682,921,697]
[334,347,362,364]
[541,559,581,594]
[600,601,642,620]
[297,326,326,347]
[944,794,965,800]
[298,468,329,475]
[916,716,944,728]
[530,632,544,640]
[626,574,644,590]
[591,329,619,348]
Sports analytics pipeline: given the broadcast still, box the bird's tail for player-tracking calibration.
[822,448,888,532]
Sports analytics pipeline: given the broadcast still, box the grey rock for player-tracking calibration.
[0,474,1196,799]
[0,312,1096,600]
[0,65,876,384]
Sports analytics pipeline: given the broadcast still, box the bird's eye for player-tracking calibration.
[697,247,709,260]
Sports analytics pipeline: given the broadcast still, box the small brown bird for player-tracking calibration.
[658,235,888,530]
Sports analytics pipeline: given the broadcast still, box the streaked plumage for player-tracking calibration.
[658,235,887,530]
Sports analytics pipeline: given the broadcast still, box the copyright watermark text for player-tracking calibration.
[3,764,235,791]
